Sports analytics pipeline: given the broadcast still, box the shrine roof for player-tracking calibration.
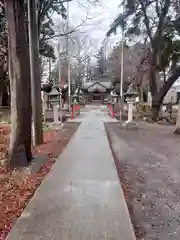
[82,81,112,90]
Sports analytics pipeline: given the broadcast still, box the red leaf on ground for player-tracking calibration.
[0,123,80,239]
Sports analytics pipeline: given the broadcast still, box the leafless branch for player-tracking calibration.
[155,0,160,17]
[138,0,153,43]
[43,14,89,41]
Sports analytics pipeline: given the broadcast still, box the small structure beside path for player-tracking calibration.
[123,84,138,129]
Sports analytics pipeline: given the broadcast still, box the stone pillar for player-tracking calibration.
[148,91,152,107]
[52,103,59,124]
[43,92,47,123]
[64,102,68,111]
[59,90,63,123]
[127,100,133,122]
[123,97,137,129]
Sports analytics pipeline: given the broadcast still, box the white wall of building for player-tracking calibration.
[163,88,177,104]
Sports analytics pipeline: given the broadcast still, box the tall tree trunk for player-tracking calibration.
[0,91,2,106]
[28,0,43,145]
[149,46,167,120]
[1,75,10,106]
[2,84,9,106]
[149,63,159,120]
[174,102,180,134]
[5,0,32,168]
[139,86,144,103]
[152,65,180,121]
[1,73,10,106]
[158,66,180,105]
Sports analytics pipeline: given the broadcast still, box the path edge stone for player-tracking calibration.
[104,123,137,240]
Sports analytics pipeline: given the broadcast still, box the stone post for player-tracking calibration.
[43,92,47,123]
[147,91,152,107]
[127,99,133,122]
[52,103,59,124]
[59,90,63,123]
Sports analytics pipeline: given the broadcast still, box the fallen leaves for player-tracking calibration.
[0,122,80,239]
[0,124,10,173]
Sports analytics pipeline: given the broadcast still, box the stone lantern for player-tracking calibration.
[111,91,118,104]
[46,86,60,124]
[109,90,117,105]
[51,100,60,124]
[72,93,78,105]
[123,83,138,128]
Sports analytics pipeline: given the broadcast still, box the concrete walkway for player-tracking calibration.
[7,105,136,240]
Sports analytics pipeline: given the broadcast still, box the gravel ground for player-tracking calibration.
[105,122,180,240]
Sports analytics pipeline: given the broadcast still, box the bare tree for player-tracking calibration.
[107,42,146,90]
[70,34,93,83]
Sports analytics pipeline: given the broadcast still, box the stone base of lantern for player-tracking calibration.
[122,120,138,130]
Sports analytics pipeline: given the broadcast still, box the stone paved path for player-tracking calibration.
[7,105,135,240]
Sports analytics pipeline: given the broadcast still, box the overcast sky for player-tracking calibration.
[69,0,121,40]
[52,0,122,55]
[48,0,180,86]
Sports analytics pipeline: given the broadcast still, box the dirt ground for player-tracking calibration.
[105,122,180,240]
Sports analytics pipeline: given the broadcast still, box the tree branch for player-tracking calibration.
[43,16,88,41]
[138,0,153,44]
[158,65,180,104]
[155,0,160,17]
[39,1,52,24]
[156,0,171,37]
[38,0,69,34]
